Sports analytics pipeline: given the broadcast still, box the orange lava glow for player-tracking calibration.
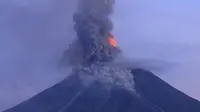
[108,33,117,47]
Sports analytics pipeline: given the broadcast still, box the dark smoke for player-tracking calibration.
[61,0,135,93]
[63,0,120,66]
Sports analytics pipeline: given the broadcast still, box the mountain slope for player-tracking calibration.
[4,68,200,112]
[132,68,200,112]
[3,73,161,112]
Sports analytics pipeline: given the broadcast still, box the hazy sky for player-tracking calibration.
[112,0,200,101]
[0,0,77,110]
[0,0,200,111]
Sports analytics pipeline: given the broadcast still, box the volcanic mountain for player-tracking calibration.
[4,0,200,112]
[4,67,200,112]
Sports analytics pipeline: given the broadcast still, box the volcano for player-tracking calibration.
[4,0,200,112]
[4,68,200,112]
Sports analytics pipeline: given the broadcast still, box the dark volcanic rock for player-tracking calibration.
[4,68,200,112]
[132,68,200,112]
[3,70,160,112]
[4,78,160,112]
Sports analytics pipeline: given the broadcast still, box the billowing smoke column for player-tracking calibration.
[64,0,120,66]
[60,0,135,91]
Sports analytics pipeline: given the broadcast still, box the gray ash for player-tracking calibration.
[72,0,118,64]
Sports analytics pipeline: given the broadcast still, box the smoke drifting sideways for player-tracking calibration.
[0,0,78,111]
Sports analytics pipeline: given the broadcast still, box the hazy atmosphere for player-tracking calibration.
[0,0,200,111]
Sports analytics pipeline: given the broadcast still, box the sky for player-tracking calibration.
[0,0,78,110]
[0,0,200,111]
[113,0,200,101]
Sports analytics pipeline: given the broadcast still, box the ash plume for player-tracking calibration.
[63,0,120,66]
[61,0,135,91]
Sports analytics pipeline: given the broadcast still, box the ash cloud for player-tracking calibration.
[67,0,117,64]
[63,0,135,92]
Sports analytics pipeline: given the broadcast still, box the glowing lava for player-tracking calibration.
[108,33,117,47]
